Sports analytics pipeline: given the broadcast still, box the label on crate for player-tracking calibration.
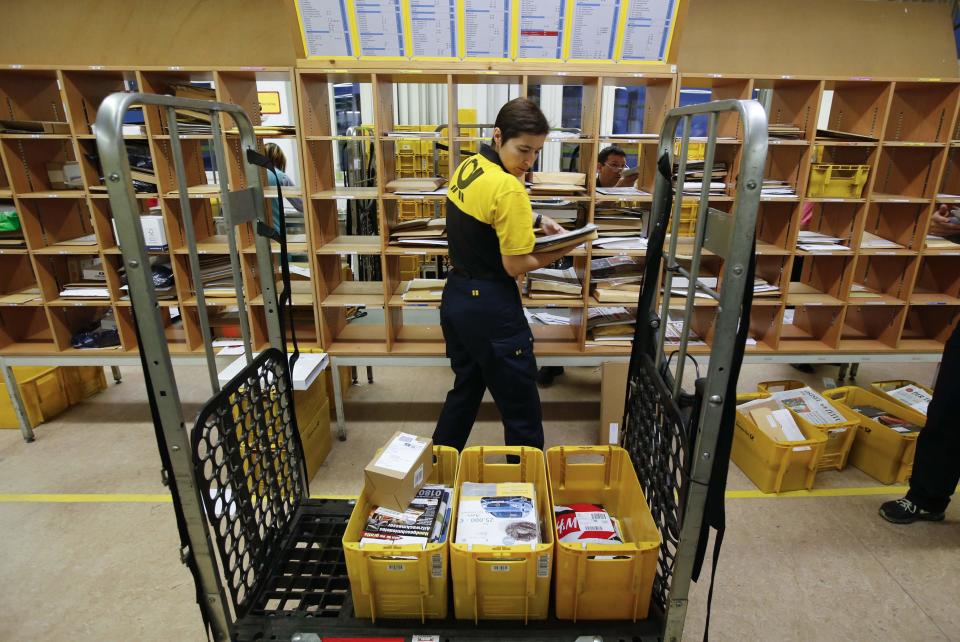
[537,554,550,578]
[387,563,406,572]
[431,553,443,578]
[412,636,441,642]
[490,564,511,572]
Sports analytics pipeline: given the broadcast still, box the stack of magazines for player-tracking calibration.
[360,484,453,546]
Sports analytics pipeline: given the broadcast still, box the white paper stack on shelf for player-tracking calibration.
[216,350,329,391]
[389,217,447,247]
[525,266,582,300]
[591,236,648,251]
[402,278,445,303]
[59,283,111,300]
[860,231,901,249]
[534,207,579,229]
[196,255,235,297]
[525,309,572,326]
[679,161,728,195]
[594,210,647,237]
[165,83,215,134]
[591,256,645,302]
[797,231,851,253]
[595,186,650,197]
[926,234,959,249]
[455,482,540,546]
[360,484,453,546]
[768,123,805,139]
[528,172,586,196]
[586,306,636,347]
[770,386,846,425]
[849,282,880,298]
[385,177,447,194]
[761,179,797,198]
[664,314,708,347]
[666,275,718,299]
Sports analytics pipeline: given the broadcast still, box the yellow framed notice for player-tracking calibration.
[457,0,513,61]
[352,0,409,60]
[562,0,623,62]
[615,0,681,63]
[512,0,566,62]
[294,0,359,59]
[404,0,459,61]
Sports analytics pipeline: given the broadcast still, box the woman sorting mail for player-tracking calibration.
[432,98,574,454]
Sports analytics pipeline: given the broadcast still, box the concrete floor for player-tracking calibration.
[0,360,957,641]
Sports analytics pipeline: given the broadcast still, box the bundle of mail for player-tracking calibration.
[402,278,445,303]
[528,171,586,196]
[590,256,644,304]
[360,484,454,546]
[525,266,582,300]
[456,482,541,546]
[389,217,447,247]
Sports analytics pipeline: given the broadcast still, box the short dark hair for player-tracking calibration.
[494,97,550,143]
[599,146,627,165]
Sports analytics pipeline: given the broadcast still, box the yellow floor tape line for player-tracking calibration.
[0,487,931,503]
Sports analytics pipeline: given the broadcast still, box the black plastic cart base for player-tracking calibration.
[234,499,662,642]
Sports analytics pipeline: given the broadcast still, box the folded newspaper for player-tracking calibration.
[456,482,540,546]
[884,384,931,415]
[770,386,845,425]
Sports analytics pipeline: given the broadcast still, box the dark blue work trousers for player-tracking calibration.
[906,317,960,513]
[432,270,544,452]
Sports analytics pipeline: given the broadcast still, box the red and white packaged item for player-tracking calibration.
[554,503,624,544]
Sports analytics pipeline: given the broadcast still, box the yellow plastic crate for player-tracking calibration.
[756,380,858,471]
[344,446,459,622]
[869,379,932,416]
[806,164,869,198]
[669,200,699,237]
[546,446,660,621]
[732,392,827,493]
[823,387,926,484]
[1,366,72,429]
[61,366,108,405]
[673,139,706,161]
[451,446,554,623]
[756,379,806,394]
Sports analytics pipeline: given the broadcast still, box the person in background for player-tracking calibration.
[538,145,634,387]
[879,315,960,523]
[596,145,634,189]
[879,205,960,523]
[263,142,304,234]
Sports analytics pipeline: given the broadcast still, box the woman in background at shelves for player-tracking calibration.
[263,143,303,234]
[929,203,960,242]
[433,97,571,455]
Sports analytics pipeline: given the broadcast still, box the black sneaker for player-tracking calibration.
[879,498,945,524]
[536,366,563,387]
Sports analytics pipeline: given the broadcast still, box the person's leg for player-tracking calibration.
[881,318,960,523]
[479,299,544,451]
[433,285,486,451]
[905,319,960,512]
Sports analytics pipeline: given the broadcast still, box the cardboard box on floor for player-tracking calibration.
[300,398,332,479]
[600,362,629,445]
[364,431,433,511]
